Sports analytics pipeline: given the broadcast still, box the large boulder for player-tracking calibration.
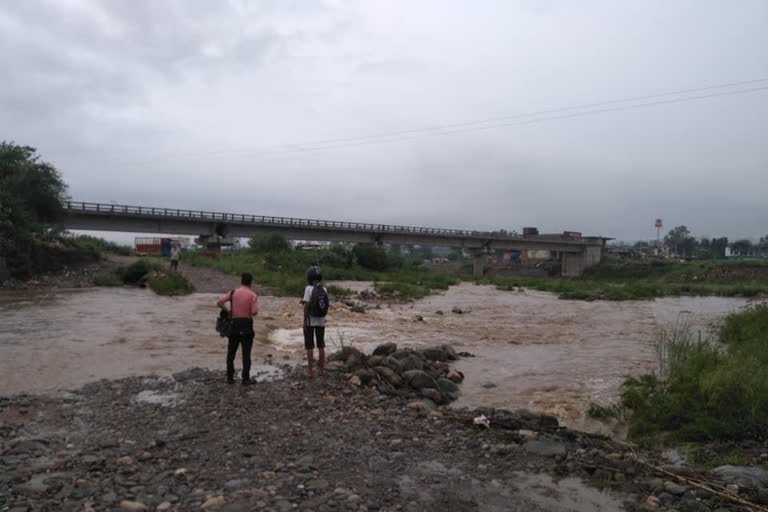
[367,355,385,367]
[441,345,459,361]
[328,346,364,363]
[420,388,447,405]
[391,349,418,360]
[354,369,377,386]
[402,370,438,390]
[713,466,768,490]
[422,347,449,362]
[399,354,424,372]
[372,342,397,356]
[382,356,404,373]
[373,366,403,387]
[437,378,459,394]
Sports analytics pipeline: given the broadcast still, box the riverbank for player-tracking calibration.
[4,367,768,511]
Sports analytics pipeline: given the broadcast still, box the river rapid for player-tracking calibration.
[0,283,749,435]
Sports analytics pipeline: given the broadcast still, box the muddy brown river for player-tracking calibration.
[0,283,749,435]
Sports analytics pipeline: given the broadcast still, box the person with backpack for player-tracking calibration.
[301,265,329,377]
[217,273,260,385]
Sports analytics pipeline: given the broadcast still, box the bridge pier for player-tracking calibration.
[471,249,491,278]
[561,245,603,277]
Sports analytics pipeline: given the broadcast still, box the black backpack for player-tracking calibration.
[309,285,329,317]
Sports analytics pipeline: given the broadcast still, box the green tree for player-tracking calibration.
[353,244,390,271]
[0,142,68,278]
[730,239,754,257]
[759,234,768,257]
[664,225,697,258]
[710,237,729,259]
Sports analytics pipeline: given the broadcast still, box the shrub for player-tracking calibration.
[65,235,133,256]
[320,244,355,268]
[353,244,390,271]
[609,304,768,444]
[122,260,161,284]
[148,271,194,296]
[249,234,290,253]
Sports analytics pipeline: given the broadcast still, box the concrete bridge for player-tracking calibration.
[63,201,607,277]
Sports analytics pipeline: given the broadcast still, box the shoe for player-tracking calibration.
[241,379,254,386]
[227,378,235,384]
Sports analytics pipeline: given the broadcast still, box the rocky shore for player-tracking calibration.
[2,353,768,511]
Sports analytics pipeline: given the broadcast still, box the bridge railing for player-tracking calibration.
[65,201,521,239]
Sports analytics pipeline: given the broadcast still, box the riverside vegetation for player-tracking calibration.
[185,235,459,299]
[95,259,194,296]
[589,303,768,461]
[481,258,768,301]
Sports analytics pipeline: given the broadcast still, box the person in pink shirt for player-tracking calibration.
[217,273,260,385]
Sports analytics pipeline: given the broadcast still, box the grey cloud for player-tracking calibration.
[1,0,767,242]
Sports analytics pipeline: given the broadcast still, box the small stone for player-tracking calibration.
[522,439,567,457]
[174,468,188,476]
[156,503,172,511]
[334,487,348,495]
[407,400,434,413]
[481,382,497,389]
[446,369,463,383]
[117,456,134,465]
[138,451,152,461]
[644,495,659,509]
[663,481,688,496]
[201,495,225,508]
[347,494,361,502]
[119,501,148,511]
[349,375,362,387]
[306,478,329,490]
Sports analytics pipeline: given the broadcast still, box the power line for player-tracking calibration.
[106,77,768,166]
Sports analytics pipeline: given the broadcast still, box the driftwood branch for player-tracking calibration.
[629,450,768,512]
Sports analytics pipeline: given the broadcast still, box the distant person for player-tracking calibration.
[217,273,260,385]
[169,244,180,271]
[301,265,329,377]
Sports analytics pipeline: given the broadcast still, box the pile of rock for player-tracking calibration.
[326,342,464,404]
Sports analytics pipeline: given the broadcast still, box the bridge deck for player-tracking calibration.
[64,201,602,250]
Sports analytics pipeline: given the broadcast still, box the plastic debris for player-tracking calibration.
[473,414,490,428]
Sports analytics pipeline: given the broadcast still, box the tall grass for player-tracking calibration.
[594,303,768,443]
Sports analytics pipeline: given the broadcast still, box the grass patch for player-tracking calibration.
[93,272,123,287]
[185,246,459,297]
[65,234,133,256]
[375,282,430,300]
[327,285,353,297]
[148,271,194,296]
[594,303,768,445]
[479,258,768,301]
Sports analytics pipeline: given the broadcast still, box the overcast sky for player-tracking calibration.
[2,0,767,242]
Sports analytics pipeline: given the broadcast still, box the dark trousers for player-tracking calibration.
[227,318,254,381]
